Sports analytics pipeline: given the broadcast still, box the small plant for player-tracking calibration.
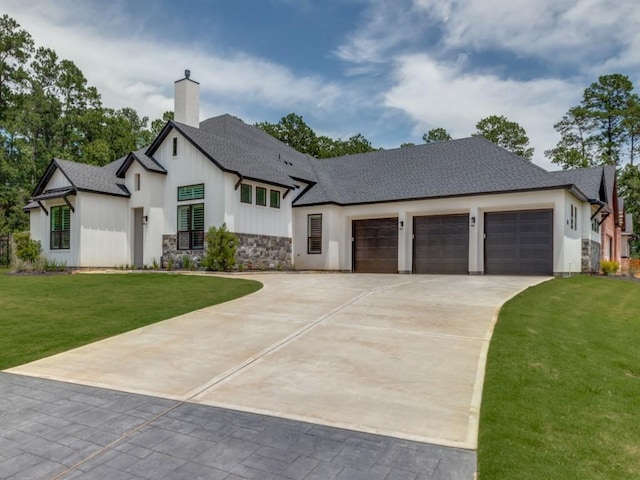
[167,257,174,271]
[14,232,41,264]
[247,261,254,271]
[238,263,245,272]
[152,258,159,270]
[202,224,238,271]
[182,254,191,270]
[258,262,267,271]
[600,260,619,276]
[276,262,283,271]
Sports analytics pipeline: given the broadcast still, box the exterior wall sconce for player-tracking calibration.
[399,220,404,230]
[142,215,148,225]
[470,216,476,227]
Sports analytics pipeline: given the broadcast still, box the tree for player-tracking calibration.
[255,113,319,157]
[423,127,452,144]
[619,164,640,256]
[0,14,34,122]
[256,113,376,158]
[545,106,595,169]
[473,115,534,160]
[582,74,635,165]
[400,142,415,148]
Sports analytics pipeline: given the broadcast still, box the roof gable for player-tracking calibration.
[115,148,167,178]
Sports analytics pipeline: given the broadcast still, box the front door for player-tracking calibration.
[133,208,143,268]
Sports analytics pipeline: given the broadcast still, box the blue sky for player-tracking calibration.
[4,0,639,169]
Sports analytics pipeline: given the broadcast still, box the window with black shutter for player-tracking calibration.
[307,214,322,254]
[50,205,71,250]
[177,203,204,250]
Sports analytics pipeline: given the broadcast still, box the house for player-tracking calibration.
[25,72,629,275]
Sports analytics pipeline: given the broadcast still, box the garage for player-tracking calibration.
[353,218,398,273]
[484,209,553,275]
[413,214,469,274]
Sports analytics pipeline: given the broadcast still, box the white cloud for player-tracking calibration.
[3,0,346,122]
[384,54,579,168]
[412,0,639,69]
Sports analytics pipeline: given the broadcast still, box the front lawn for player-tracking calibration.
[0,272,261,370]
[478,276,640,479]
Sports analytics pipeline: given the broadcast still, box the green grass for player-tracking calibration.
[478,276,640,479]
[0,272,261,370]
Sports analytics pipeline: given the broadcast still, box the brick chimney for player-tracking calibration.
[174,69,200,128]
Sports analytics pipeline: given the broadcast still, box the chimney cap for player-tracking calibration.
[185,69,191,79]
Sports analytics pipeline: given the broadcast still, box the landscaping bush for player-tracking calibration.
[600,260,619,276]
[13,232,41,264]
[203,223,238,271]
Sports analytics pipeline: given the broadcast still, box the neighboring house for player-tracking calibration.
[621,213,636,271]
[24,72,629,275]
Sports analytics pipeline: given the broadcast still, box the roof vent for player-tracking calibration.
[185,69,190,79]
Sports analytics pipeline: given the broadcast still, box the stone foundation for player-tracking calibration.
[162,235,204,269]
[162,232,292,270]
[581,238,601,273]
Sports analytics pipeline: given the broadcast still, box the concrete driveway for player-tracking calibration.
[7,273,546,450]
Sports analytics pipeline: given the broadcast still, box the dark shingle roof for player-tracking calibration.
[550,166,605,200]
[169,115,317,189]
[115,148,167,177]
[53,159,130,197]
[295,137,570,206]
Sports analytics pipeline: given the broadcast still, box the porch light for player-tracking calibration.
[471,216,476,226]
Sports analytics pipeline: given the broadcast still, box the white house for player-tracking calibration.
[26,72,622,275]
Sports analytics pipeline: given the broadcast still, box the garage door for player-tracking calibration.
[485,210,553,275]
[353,218,398,273]
[413,214,469,274]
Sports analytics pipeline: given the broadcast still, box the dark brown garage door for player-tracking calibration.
[485,210,553,275]
[413,214,469,274]
[353,218,398,273]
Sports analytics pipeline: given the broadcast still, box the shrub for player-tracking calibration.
[14,232,41,264]
[600,260,619,276]
[152,258,159,270]
[167,257,174,271]
[182,255,191,270]
[202,223,238,271]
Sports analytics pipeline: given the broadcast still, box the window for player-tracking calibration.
[172,137,178,156]
[240,184,252,204]
[50,205,70,250]
[177,203,204,250]
[178,184,204,201]
[270,189,280,209]
[570,204,577,230]
[307,214,322,254]
[592,216,600,233]
[256,187,267,206]
[134,173,140,191]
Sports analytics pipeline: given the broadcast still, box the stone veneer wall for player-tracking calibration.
[162,232,292,270]
[581,238,601,273]
[162,235,205,269]
[235,233,292,269]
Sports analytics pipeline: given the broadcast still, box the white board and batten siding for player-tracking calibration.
[154,130,226,234]
[77,192,129,267]
[223,174,293,238]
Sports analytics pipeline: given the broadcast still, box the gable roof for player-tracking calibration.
[294,137,579,207]
[550,166,606,201]
[148,115,317,189]
[115,148,167,178]
[31,159,130,200]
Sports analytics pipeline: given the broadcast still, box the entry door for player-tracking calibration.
[133,208,144,268]
[353,218,399,273]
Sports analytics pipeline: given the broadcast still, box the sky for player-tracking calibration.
[4,0,639,170]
